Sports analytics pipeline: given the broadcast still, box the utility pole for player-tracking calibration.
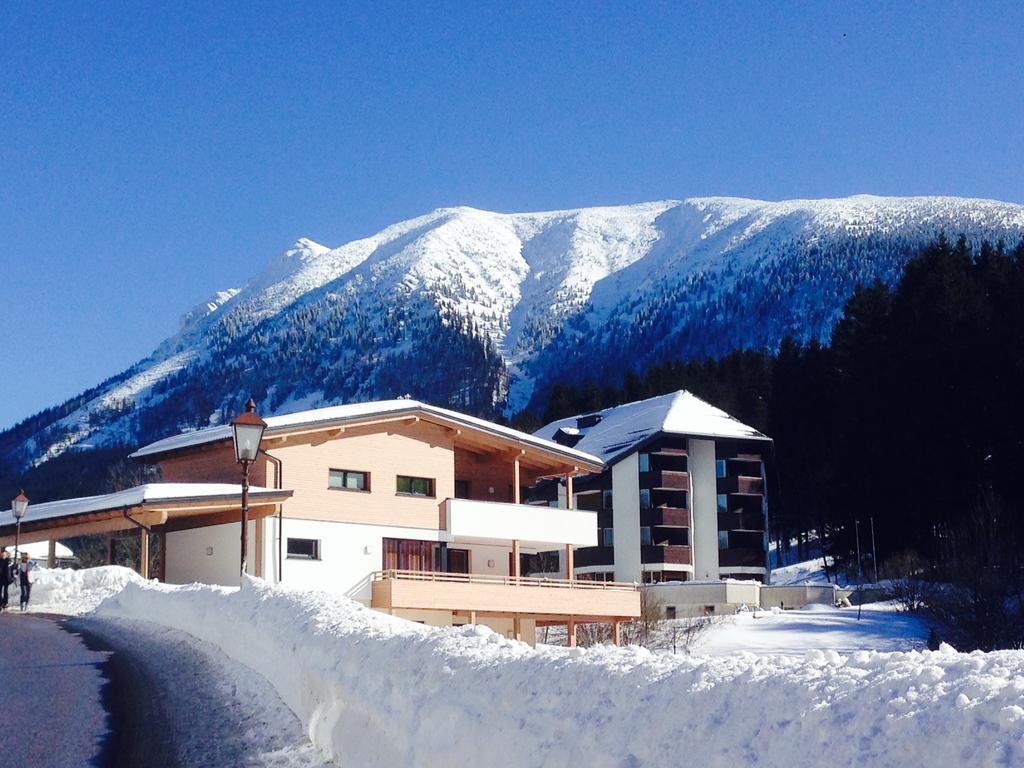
[870,517,878,584]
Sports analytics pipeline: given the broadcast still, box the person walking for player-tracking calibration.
[17,552,34,612]
[0,548,11,611]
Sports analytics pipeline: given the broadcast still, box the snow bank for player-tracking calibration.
[29,566,146,615]
[95,578,1024,767]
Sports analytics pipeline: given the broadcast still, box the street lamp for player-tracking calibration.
[11,490,28,560]
[231,399,267,578]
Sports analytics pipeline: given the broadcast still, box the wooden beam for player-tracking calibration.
[565,543,574,581]
[566,472,575,510]
[513,456,521,504]
[469,610,477,625]
[513,614,522,642]
[613,620,622,646]
[47,540,56,568]
[158,533,167,582]
[139,528,150,579]
[511,539,520,579]
[567,618,577,648]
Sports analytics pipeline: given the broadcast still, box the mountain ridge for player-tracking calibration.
[4,194,1024,473]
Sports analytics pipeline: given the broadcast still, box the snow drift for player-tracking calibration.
[29,565,146,615]
[95,577,1024,767]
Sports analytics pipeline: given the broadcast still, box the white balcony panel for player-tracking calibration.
[445,499,597,548]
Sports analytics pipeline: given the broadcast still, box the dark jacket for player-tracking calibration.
[0,558,12,586]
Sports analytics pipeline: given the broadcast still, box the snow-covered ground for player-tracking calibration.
[26,565,146,615]
[85,575,1024,768]
[697,604,928,656]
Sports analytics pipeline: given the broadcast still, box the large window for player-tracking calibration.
[383,538,440,571]
[718,530,729,550]
[603,528,614,547]
[640,526,653,546]
[454,479,471,499]
[716,459,727,479]
[717,493,729,513]
[602,489,613,510]
[397,475,435,497]
[640,489,652,509]
[638,452,650,472]
[287,538,321,560]
[328,469,369,492]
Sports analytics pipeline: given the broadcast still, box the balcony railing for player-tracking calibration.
[370,568,641,619]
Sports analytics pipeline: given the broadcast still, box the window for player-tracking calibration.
[383,538,441,571]
[641,526,653,546]
[454,479,471,499]
[716,459,727,479]
[328,469,369,492]
[666,606,677,620]
[640,489,651,509]
[397,475,435,497]
[717,493,729,513]
[287,538,321,560]
[602,489,613,510]
[638,452,650,472]
[718,530,729,549]
[603,528,614,547]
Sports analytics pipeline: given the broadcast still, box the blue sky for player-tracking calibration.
[1,1,1022,430]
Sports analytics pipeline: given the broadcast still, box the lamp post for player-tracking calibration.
[11,490,29,560]
[231,399,267,578]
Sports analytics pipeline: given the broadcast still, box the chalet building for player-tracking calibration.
[0,400,640,645]
[533,391,771,584]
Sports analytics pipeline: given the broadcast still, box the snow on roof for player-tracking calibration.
[0,483,285,528]
[534,391,769,464]
[130,399,603,467]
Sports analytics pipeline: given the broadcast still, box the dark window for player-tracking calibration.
[717,493,729,513]
[716,459,727,479]
[603,528,614,547]
[328,469,369,492]
[641,527,653,546]
[286,538,320,560]
[397,475,435,497]
[666,605,677,620]
[638,453,650,472]
[718,530,729,549]
[454,480,471,499]
[602,489,613,510]
[447,548,470,574]
[640,489,651,509]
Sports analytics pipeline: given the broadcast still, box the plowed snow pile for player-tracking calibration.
[29,565,146,614]
[93,577,1024,767]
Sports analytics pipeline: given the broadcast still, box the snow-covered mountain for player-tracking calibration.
[4,195,1024,471]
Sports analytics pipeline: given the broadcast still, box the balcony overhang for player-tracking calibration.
[443,498,597,549]
[371,570,640,621]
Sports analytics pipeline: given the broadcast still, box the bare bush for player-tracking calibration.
[882,550,931,612]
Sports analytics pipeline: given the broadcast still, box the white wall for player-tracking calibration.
[689,438,720,580]
[612,453,640,582]
[166,520,256,587]
[446,499,597,548]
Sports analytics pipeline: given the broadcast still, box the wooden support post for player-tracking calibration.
[513,614,522,641]
[565,471,575,510]
[469,610,477,625]
[107,537,116,565]
[47,540,56,569]
[511,539,520,580]
[158,533,167,582]
[565,543,575,582]
[513,456,521,504]
[139,529,150,579]
[613,620,622,647]
[567,618,577,648]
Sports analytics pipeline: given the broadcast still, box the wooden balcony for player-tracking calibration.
[642,470,689,490]
[717,510,765,532]
[717,476,764,495]
[718,548,766,569]
[371,569,640,620]
[642,506,689,527]
[641,544,691,565]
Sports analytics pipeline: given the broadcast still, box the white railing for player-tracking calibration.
[372,569,638,592]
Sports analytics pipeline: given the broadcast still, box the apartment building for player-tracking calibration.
[534,391,771,584]
[0,399,640,645]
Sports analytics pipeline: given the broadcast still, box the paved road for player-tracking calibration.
[0,613,112,767]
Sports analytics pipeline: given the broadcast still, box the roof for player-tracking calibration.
[534,391,770,465]
[130,399,603,468]
[0,483,287,529]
